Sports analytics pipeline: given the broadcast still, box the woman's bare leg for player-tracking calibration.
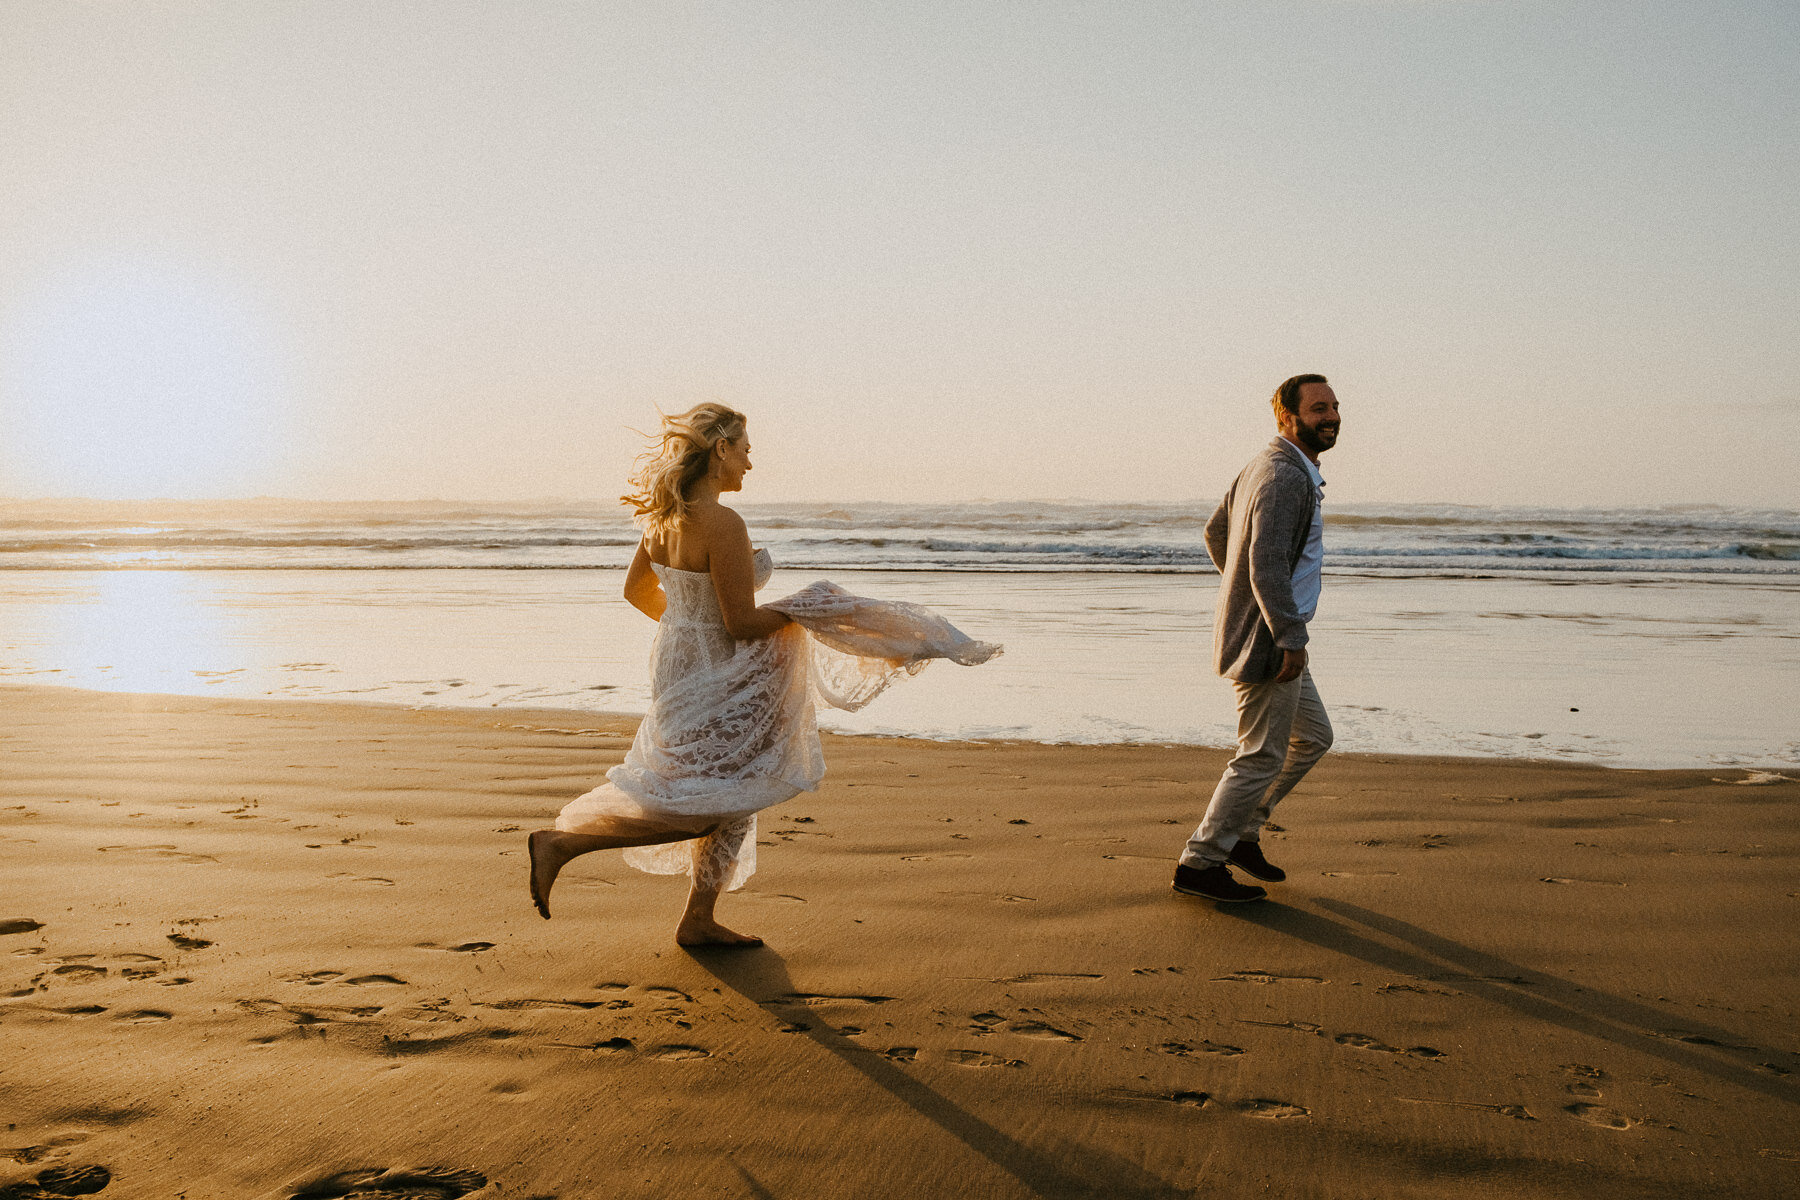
[675,878,762,947]
[527,818,713,919]
[674,821,762,947]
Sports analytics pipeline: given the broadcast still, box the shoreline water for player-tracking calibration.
[8,681,1797,784]
[3,565,1796,769]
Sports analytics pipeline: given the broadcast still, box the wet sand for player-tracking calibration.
[1,684,1796,1199]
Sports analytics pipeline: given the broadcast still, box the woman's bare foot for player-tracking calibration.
[675,916,763,948]
[528,830,562,919]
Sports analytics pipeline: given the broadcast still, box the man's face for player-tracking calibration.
[1280,382,1340,456]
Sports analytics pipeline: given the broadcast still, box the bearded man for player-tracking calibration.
[1175,374,1342,903]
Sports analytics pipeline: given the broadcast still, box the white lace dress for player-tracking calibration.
[555,549,1000,891]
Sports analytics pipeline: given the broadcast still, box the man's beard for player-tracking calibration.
[1295,420,1339,454]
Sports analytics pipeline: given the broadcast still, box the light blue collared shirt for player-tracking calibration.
[1280,438,1326,620]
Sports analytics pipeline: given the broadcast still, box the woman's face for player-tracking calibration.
[715,434,752,492]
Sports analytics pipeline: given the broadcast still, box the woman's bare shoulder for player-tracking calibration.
[689,501,747,538]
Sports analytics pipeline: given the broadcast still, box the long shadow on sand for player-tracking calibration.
[1226,897,1799,1106]
[691,947,1181,1200]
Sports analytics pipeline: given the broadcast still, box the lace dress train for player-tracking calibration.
[554,551,1000,891]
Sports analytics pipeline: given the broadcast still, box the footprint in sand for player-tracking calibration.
[881,1047,918,1063]
[282,971,344,986]
[779,992,892,1007]
[0,918,45,936]
[115,953,162,981]
[1233,1099,1309,1119]
[113,1010,172,1024]
[1007,1020,1081,1042]
[1240,1018,1322,1034]
[650,1045,711,1061]
[548,1036,635,1053]
[1213,970,1325,986]
[238,999,382,1026]
[1378,982,1454,996]
[414,941,494,953]
[97,844,217,865]
[165,933,213,951]
[1564,1103,1639,1130]
[477,998,606,1012]
[5,1004,110,1019]
[1332,1032,1444,1059]
[286,1166,487,1199]
[1108,1087,1210,1107]
[0,1163,112,1197]
[384,1029,521,1056]
[946,1049,1025,1068]
[1398,1097,1536,1121]
[1157,1040,1243,1058]
[1163,1091,1211,1108]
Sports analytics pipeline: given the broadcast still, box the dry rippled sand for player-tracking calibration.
[2,685,1796,1199]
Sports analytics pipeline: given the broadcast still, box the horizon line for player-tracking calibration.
[0,495,1789,513]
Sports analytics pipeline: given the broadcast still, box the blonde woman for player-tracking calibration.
[529,404,998,946]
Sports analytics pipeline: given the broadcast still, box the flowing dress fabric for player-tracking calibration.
[554,551,1000,891]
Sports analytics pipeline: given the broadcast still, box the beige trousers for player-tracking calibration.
[1182,668,1333,868]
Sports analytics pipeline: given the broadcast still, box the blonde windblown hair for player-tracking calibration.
[621,403,749,536]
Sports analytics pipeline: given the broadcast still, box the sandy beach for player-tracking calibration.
[1,684,1795,1199]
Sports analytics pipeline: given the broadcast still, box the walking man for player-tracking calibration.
[1175,374,1340,903]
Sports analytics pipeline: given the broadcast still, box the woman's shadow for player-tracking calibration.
[687,946,1181,1200]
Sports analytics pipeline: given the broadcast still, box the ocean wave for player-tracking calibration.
[1329,542,1798,562]
[1738,541,1800,561]
[0,534,641,553]
[788,534,1212,564]
[0,499,1796,577]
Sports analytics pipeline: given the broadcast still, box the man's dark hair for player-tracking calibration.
[1273,373,1329,414]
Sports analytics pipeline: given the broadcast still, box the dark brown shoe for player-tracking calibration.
[1228,840,1286,883]
[1173,863,1267,903]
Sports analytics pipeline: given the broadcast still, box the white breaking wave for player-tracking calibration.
[0,498,1795,577]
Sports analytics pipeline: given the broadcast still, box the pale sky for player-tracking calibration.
[1,1,1795,507]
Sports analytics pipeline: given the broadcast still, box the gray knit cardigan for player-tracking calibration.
[1203,438,1321,682]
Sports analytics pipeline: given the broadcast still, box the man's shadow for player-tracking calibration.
[1226,897,1799,1105]
[688,947,1182,1200]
